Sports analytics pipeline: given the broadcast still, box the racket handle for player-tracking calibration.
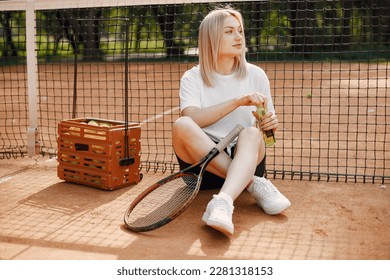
[215,124,244,153]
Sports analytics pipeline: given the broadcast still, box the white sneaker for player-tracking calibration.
[248,177,291,215]
[202,194,234,236]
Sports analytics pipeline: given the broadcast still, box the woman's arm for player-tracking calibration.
[182,92,267,128]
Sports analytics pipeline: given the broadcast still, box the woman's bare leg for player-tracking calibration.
[172,116,234,178]
[173,116,265,200]
[219,127,264,200]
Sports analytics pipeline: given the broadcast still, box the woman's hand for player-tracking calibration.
[239,91,279,132]
[238,92,268,107]
[252,110,279,132]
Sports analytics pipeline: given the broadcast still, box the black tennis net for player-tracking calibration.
[0,0,389,183]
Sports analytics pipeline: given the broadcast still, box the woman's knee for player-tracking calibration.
[173,116,195,132]
[238,127,265,161]
[172,116,201,142]
[240,127,262,144]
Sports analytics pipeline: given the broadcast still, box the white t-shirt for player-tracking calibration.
[179,63,274,143]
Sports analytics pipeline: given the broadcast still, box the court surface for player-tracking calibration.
[0,156,389,260]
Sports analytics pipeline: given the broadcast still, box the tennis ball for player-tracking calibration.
[88,120,99,126]
[99,122,112,127]
[69,126,80,136]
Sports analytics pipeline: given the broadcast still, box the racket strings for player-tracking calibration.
[125,174,198,229]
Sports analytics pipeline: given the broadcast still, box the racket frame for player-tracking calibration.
[124,124,244,232]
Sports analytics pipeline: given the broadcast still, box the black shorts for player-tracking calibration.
[175,144,266,190]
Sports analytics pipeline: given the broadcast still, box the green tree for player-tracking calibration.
[0,11,18,57]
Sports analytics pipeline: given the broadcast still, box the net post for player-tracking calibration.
[26,0,40,156]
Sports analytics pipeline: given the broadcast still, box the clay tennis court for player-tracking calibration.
[0,61,389,259]
[0,157,389,260]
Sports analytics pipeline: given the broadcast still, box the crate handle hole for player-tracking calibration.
[75,143,89,151]
[119,158,134,166]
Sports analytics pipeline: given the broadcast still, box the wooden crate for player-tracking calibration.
[57,118,141,190]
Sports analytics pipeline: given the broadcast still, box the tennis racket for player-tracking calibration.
[124,124,244,232]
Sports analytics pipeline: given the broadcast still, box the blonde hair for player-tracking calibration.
[198,7,248,87]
